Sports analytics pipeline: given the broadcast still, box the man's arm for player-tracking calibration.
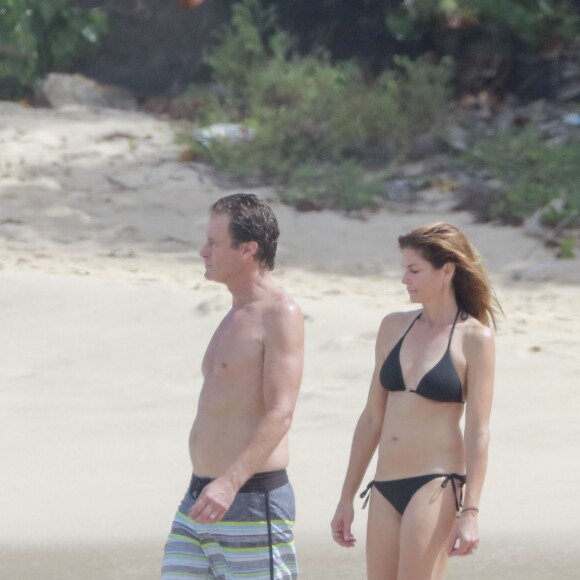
[189,300,304,522]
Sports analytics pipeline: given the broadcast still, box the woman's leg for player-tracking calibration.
[397,478,457,580]
[366,490,401,580]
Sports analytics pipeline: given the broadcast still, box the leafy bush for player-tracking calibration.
[558,236,576,258]
[0,0,107,95]
[279,160,384,211]
[387,0,580,50]
[465,128,580,224]
[190,0,453,211]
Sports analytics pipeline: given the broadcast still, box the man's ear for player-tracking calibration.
[242,240,258,259]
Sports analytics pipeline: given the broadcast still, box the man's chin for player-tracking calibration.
[203,270,221,283]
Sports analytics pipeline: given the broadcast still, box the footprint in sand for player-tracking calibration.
[195,294,229,316]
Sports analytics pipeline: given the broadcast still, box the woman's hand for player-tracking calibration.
[448,511,480,557]
[330,500,357,548]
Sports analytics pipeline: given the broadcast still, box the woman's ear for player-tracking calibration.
[443,262,456,280]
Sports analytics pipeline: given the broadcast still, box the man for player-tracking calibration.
[161,193,304,579]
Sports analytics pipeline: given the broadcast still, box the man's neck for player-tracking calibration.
[227,269,275,307]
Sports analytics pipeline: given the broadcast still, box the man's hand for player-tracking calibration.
[188,477,238,523]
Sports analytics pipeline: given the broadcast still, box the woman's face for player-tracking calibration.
[400,247,448,303]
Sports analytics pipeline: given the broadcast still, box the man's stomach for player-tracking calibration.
[188,415,289,477]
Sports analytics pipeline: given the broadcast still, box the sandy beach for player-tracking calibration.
[1,102,579,579]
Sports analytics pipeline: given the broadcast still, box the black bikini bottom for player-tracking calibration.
[360,473,466,516]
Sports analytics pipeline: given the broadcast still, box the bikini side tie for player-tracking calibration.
[441,473,466,516]
[359,481,374,509]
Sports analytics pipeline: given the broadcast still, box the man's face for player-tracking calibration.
[199,214,244,283]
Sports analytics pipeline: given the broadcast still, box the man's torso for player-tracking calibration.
[189,294,290,476]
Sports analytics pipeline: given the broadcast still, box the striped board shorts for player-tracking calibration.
[161,470,297,579]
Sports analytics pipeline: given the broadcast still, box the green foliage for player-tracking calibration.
[190,0,453,211]
[0,0,107,94]
[391,55,454,140]
[205,0,281,93]
[386,0,580,50]
[470,0,580,48]
[279,160,384,211]
[465,128,580,224]
[558,236,576,259]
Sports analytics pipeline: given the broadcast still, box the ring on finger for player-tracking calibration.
[209,513,216,519]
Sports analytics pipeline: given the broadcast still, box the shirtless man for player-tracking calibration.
[161,193,304,580]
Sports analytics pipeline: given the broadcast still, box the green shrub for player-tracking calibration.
[0,0,107,95]
[386,0,580,50]
[189,0,452,211]
[558,236,576,259]
[279,160,384,211]
[465,128,580,224]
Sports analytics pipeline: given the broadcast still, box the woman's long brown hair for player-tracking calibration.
[398,222,501,326]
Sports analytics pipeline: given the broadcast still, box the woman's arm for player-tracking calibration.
[449,323,495,556]
[331,317,391,547]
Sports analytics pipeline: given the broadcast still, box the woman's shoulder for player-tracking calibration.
[378,309,421,338]
[461,314,495,350]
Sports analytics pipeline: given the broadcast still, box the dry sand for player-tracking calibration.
[1,102,579,579]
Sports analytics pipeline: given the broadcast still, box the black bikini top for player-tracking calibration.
[379,310,464,404]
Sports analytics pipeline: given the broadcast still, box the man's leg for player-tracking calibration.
[204,482,297,579]
[161,483,213,579]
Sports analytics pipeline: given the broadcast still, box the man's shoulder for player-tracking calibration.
[260,288,303,336]
[265,289,302,320]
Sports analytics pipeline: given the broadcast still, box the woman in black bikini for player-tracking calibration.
[331,222,499,579]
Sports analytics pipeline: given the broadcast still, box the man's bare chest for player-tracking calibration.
[201,312,264,378]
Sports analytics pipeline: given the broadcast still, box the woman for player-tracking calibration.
[331,222,499,579]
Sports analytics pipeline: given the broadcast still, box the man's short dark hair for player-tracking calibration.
[210,193,279,270]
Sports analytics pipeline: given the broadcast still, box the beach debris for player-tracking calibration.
[192,123,256,148]
[98,132,144,142]
[522,199,578,260]
[523,198,566,239]
[40,73,137,111]
[382,178,417,203]
[563,113,580,126]
[196,294,229,315]
[558,80,580,102]
[445,124,470,151]
[408,132,449,160]
[345,209,371,222]
[176,0,205,6]
[452,174,500,223]
[106,175,138,191]
[511,258,580,281]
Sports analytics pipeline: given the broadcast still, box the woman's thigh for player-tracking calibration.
[397,478,457,580]
[366,491,401,580]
